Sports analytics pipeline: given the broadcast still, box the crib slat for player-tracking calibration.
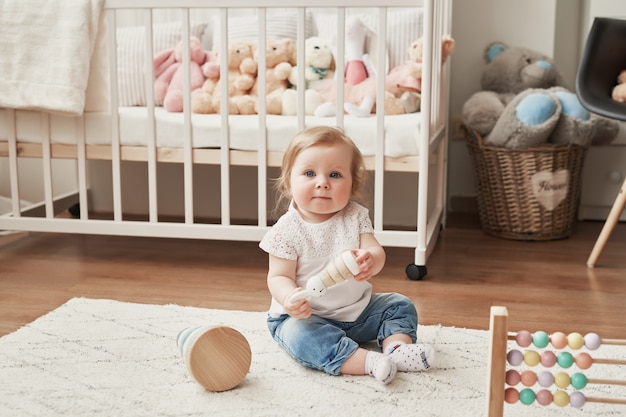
[257,10,269,227]
[76,116,89,220]
[294,8,306,129]
[335,8,346,128]
[39,113,54,219]
[144,9,159,223]
[108,10,123,222]
[6,109,21,217]
[219,8,231,226]
[179,10,195,224]
[373,9,387,233]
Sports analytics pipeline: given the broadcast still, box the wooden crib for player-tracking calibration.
[0,0,452,280]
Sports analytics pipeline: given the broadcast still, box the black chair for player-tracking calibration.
[576,17,626,268]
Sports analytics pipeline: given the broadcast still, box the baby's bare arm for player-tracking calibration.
[266,254,312,318]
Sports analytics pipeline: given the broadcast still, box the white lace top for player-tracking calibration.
[260,201,374,321]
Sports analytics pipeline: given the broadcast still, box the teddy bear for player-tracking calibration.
[462,42,620,149]
[385,35,455,100]
[281,36,336,116]
[251,38,296,115]
[191,41,257,115]
[153,36,217,113]
[612,69,626,102]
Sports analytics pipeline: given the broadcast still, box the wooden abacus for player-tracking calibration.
[486,306,626,417]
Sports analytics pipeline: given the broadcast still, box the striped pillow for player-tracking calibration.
[116,22,207,107]
[210,11,316,50]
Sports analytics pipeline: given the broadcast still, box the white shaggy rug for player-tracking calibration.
[0,298,623,417]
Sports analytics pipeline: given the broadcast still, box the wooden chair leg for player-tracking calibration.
[587,176,626,268]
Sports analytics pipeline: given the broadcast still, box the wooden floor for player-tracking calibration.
[1,214,625,339]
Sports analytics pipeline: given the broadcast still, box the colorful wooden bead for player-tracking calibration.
[536,389,553,406]
[571,372,588,389]
[567,332,585,349]
[553,390,570,407]
[550,332,568,349]
[523,350,541,367]
[519,388,536,405]
[507,349,523,366]
[504,387,519,404]
[575,352,593,370]
[570,391,586,408]
[532,331,550,348]
[540,350,557,367]
[584,333,602,350]
[505,369,521,386]
[520,370,537,387]
[516,330,532,347]
[557,351,574,368]
[537,370,554,387]
[554,371,571,388]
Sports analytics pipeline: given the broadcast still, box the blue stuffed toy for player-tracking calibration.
[462,42,619,149]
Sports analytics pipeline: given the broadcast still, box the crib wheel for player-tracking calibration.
[405,264,427,280]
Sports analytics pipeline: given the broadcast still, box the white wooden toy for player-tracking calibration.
[177,325,251,392]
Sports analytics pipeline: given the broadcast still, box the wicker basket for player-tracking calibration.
[465,131,586,240]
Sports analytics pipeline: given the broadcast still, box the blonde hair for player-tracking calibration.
[275,126,368,212]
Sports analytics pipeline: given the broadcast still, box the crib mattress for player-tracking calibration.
[0,107,421,157]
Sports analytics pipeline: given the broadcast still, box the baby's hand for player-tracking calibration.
[283,288,312,319]
[352,249,374,282]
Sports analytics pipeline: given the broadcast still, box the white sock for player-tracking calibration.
[365,351,397,384]
[385,342,436,372]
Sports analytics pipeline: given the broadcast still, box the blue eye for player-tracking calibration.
[304,170,315,177]
[330,172,341,179]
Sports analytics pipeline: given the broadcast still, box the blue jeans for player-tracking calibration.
[267,292,418,376]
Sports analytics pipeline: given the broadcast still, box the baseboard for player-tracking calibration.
[578,205,626,221]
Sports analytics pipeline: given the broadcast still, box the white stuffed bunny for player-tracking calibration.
[289,251,359,302]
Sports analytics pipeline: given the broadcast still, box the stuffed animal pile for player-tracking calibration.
[152,23,454,117]
[462,42,619,149]
[309,18,454,117]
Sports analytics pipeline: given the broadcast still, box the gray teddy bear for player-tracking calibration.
[462,42,619,149]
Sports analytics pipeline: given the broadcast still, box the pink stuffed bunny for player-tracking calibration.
[153,36,218,112]
[344,16,372,86]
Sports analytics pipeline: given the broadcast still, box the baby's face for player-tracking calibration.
[289,143,353,223]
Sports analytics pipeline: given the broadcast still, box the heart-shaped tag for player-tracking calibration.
[530,169,569,211]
